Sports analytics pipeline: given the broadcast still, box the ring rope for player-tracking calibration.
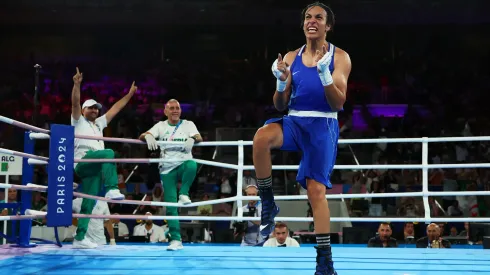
[4,115,490,145]
[0,183,238,207]
[2,181,490,204]
[22,157,490,170]
[0,215,46,221]
[0,148,49,161]
[2,213,490,223]
[2,145,489,171]
[0,115,49,134]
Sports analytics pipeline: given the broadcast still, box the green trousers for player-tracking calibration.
[74,149,119,241]
[161,160,197,241]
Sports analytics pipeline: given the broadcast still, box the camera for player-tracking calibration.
[233,206,256,235]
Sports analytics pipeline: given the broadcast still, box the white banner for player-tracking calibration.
[0,153,23,176]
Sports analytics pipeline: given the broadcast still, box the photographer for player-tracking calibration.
[233,185,264,246]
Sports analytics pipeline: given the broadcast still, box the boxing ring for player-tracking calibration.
[1,115,490,274]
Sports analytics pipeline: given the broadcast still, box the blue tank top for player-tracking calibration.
[288,43,338,113]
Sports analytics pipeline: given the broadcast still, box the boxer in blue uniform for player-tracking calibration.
[252,2,351,275]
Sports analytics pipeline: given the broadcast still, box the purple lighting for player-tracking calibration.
[364,104,408,117]
[352,104,426,130]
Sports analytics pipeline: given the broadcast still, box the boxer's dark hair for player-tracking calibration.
[301,2,335,29]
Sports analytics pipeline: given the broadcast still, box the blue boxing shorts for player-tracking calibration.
[264,115,339,189]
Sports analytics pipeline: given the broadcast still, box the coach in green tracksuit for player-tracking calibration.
[70,67,136,249]
[139,99,202,251]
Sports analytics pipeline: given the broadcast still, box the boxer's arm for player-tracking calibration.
[273,51,295,112]
[323,49,351,111]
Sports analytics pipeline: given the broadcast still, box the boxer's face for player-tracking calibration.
[165,101,181,122]
[82,106,99,121]
[303,6,330,40]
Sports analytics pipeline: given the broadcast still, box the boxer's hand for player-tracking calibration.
[110,238,116,245]
[271,53,289,92]
[271,53,289,81]
[183,138,195,153]
[73,67,83,85]
[315,45,333,86]
[1,209,7,216]
[144,134,159,151]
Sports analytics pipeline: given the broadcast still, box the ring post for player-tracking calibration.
[236,140,244,218]
[46,124,74,227]
[421,137,431,224]
[16,131,36,247]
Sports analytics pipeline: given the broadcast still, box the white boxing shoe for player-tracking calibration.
[178,195,192,205]
[167,240,184,251]
[73,238,98,249]
[105,189,125,200]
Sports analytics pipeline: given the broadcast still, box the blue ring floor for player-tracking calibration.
[1,243,490,275]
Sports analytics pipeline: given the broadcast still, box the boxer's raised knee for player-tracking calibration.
[253,124,283,180]
[253,124,283,152]
[307,179,327,206]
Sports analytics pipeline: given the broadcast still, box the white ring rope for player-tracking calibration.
[1,182,489,203]
[2,181,490,223]
[2,114,490,224]
[3,145,490,171]
[2,212,490,223]
[0,183,238,208]
[19,155,490,170]
[0,215,47,221]
[0,148,48,161]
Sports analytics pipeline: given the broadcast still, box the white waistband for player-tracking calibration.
[288,110,338,119]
